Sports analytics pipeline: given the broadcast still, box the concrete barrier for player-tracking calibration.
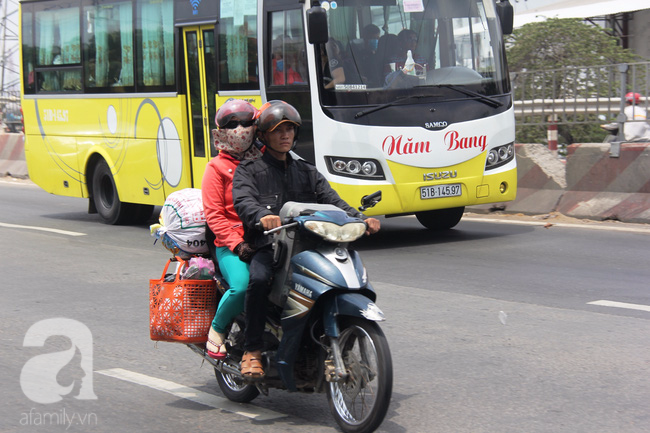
[0,133,27,178]
[505,143,566,214]
[556,143,650,224]
[470,143,566,215]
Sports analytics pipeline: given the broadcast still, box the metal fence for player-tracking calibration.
[511,62,650,126]
[0,89,22,133]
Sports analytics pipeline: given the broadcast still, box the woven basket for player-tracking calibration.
[149,257,216,343]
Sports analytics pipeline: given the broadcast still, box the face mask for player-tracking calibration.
[276,59,284,72]
[213,125,261,160]
[369,39,378,51]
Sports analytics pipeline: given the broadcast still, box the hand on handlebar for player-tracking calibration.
[365,217,381,235]
[259,214,282,231]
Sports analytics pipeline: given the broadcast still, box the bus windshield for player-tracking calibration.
[318,0,509,106]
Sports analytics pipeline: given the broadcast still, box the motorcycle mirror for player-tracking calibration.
[359,191,382,211]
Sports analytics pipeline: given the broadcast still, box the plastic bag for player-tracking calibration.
[181,257,216,280]
[151,189,208,257]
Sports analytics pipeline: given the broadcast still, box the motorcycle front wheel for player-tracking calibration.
[326,318,393,433]
[215,367,259,403]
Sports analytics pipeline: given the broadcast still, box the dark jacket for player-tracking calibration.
[232,151,365,248]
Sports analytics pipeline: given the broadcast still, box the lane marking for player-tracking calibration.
[96,368,287,421]
[0,221,86,236]
[462,217,650,234]
[587,300,650,313]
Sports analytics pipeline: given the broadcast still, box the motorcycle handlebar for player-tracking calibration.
[262,221,298,236]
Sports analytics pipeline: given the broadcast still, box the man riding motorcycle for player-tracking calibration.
[231,100,380,379]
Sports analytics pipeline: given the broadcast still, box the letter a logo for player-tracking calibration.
[20,318,97,404]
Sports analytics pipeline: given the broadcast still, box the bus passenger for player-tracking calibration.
[272,35,304,85]
[321,38,346,89]
[232,101,381,379]
[623,92,650,141]
[349,24,381,85]
[202,99,261,360]
[386,29,427,72]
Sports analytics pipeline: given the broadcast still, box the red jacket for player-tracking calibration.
[202,152,244,252]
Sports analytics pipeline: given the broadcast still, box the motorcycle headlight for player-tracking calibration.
[304,221,367,242]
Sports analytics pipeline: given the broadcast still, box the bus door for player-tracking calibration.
[182,25,218,187]
[262,5,314,162]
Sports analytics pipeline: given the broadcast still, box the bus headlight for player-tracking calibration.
[485,143,515,170]
[326,156,386,180]
[362,161,377,176]
[346,160,361,174]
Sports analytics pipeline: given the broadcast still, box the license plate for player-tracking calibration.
[420,184,462,199]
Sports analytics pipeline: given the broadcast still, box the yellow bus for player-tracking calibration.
[20,0,516,228]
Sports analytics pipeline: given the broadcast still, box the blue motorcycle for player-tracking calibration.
[188,192,392,433]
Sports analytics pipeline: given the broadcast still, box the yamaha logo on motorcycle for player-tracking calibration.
[186,196,393,433]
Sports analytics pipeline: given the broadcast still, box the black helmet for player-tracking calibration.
[256,100,301,133]
[215,99,257,129]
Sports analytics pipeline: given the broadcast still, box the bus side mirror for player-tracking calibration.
[307,7,329,44]
[496,0,514,35]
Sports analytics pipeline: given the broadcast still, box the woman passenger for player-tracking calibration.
[202,99,261,359]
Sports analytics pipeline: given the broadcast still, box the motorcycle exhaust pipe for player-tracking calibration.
[186,344,243,378]
[215,360,244,378]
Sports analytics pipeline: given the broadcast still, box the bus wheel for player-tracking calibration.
[415,206,465,230]
[92,160,131,225]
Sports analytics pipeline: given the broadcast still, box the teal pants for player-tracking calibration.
[212,246,249,334]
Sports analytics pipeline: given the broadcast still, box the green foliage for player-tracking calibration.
[516,115,610,149]
[507,19,643,146]
[506,18,641,72]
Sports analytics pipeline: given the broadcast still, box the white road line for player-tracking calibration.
[96,368,287,421]
[462,217,650,234]
[587,300,650,313]
[0,222,86,236]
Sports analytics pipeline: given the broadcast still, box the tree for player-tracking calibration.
[506,19,643,145]
[507,18,639,71]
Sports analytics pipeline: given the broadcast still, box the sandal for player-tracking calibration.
[241,351,265,380]
[206,328,227,359]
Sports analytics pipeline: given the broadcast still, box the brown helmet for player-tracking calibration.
[256,100,301,133]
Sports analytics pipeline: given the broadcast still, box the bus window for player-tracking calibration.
[217,0,259,90]
[136,0,174,90]
[83,2,135,91]
[203,29,219,158]
[34,5,81,92]
[269,10,307,86]
[22,11,35,94]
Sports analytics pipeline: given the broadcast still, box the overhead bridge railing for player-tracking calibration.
[511,62,650,126]
[514,97,625,117]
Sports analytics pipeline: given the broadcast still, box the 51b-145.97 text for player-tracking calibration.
[420,184,462,199]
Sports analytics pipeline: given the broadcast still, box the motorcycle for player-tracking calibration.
[187,191,392,433]
[600,121,619,143]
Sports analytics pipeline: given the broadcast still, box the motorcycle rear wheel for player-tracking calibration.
[326,318,393,433]
[214,367,259,403]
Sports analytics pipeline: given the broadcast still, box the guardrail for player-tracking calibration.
[0,90,21,133]
[512,62,650,125]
